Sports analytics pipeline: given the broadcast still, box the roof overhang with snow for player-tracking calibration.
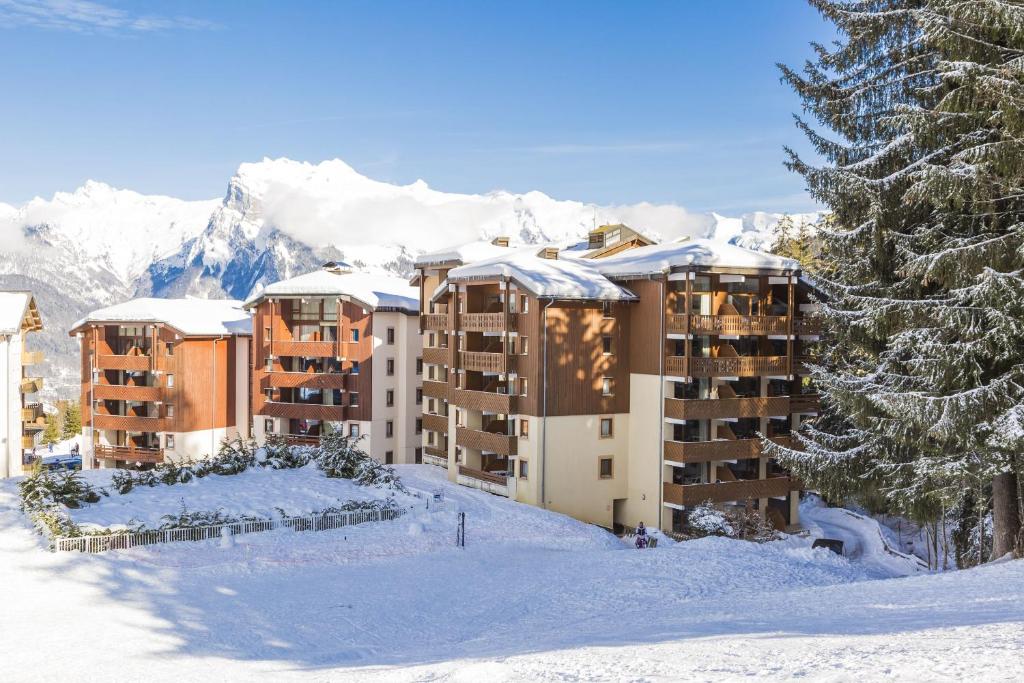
[69,298,253,338]
[243,268,419,315]
[0,291,42,335]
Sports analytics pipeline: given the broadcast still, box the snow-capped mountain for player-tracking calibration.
[0,157,821,399]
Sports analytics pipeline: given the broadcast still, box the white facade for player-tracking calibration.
[0,292,43,479]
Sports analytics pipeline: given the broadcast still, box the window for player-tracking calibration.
[166,342,174,356]
[351,360,360,374]
[428,398,436,414]
[386,327,395,344]
[519,459,528,479]
[520,336,529,355]
[265,357,274,371]
[427,431,435,446]
[455,447,463,464]
[415,418,422,434]
[351,328,360,342]
[386,421,394,438]
[386,358,395,376]
[415,447,422,464]
[520,378,528,396]
[602,301,613,318]
[166,434,175,449]
[166,374,174,388]
[520,294,529,313]
[264,418,274,433]
[599,457,614,479]
[520,418,529,439]
[415,388,423,405]
[600,417,614,438]
[349,424,360,437]
[385,451,394,464]
[602,377,614,396]
[386,389,394,407]
[602,335,614,355]
[165,404,175,418]
[349,392,360,406]
[415,357,423,375]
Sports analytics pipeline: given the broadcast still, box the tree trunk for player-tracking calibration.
[991,471,1021,559]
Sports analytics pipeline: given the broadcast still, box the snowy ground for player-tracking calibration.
[1,465,1022,681]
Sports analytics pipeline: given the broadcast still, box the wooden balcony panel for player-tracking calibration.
[21,350,44,366]
[424,445,447,459]
[21,403,44,423]
[664,436,794,464]
[283,434,321,447]
[458,464,508,486]
[690,314,790,336]
[258,402,347,421]
[421,314,449,331]
[790,393,820,413]
[422,346,449,366]
[460,351,513,373]
[19,377,44,394]
[666,314,688,334]
[422,413,449,434]
[22,435,36,449]
[689,356,788,378]
[96,354,152,371]
[794,317,822,336]
[665,356,688,377]
[455,426,517,456]
[261,371,347,390]
[93,414,166,432]
[270,340,338,358]
[663,476,800,506]
[665,396,791,420]
[422,380,449,400]
[458,313,517,333]
[450,388,516,414]
[93,384,163,402]
[95,445,164,463]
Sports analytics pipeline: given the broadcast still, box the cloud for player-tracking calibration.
[0,0,218,33]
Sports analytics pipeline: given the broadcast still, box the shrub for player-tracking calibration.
[684,500,777,543]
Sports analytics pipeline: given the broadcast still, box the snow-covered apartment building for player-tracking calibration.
[1,291,45,478]
[244,263,423,464]
[71,299,252,468]
[414,226,820,533]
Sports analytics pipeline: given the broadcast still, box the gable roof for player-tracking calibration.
[243,268,419,313]
[71,298,252,337]
[413,240,513,269]
[593,238,799,278]
[0,291,42,335]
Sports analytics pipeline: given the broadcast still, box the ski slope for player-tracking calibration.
[0,465,1021,681]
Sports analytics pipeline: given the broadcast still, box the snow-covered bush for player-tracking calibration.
[684,500,777,543]
[19,467,102,511]
[261,435,312,469]
[687,501,735,537]
[313,432,406,492]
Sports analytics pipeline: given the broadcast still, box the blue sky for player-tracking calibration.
[0,1,832,213]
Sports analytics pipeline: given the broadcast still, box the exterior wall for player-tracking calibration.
[368,310,421,464]
[623,373,664,529]
[1,335,22,478]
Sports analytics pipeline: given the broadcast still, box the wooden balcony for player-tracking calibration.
[666,314,689,334]
[93,383,163,402]
[665,396,791,421]
[422,380,449,400]
[270,340,338,357]
[689,356,788,378]
[421,313,449,331]
[458,312,517,333]
[422,346,449,366]
[663,476,800,505]
[96,354,152,371]
[689,315,789,336]
[665,356,688,376]
[450,388,516,414]
[790,393,820,413]
[422,412,449,434]
[260,371,347,390]
[457,464,510,496]
[455,426,517,455]
[93,414,166,432]
[21,435,36,449]
[794,317,822,336]
[21,403,44,423]
[460,351,514,373]
[258,402,347,421]
[21,350,44,366]
[664,436,795,464]
[458,465,508,486]
[95,445,164,463]
[424,445,447,459]
[283,434,321,447]
[19,377,43,394]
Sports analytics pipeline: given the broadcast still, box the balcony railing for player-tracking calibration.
[455,426,517,455]
[664,436,795,464]
[794,317,822,336]
[450,388,516,414]
[21,403,44,423]
[96,354,151,371]
[21,350,44,366]
[795,356,813,375]
[283,434,322,447]
[458,312,516,333]
[460,351,514,373]
[689,314,789,336]
[790,393,820,413]
[93,414,166,432]
[93,384,163,402]
[421,314,449,330]
[422,380,449,400]
[422,346,449,366]
[665,356,688,376]
[689,356,788,378]
[259,402,347,421]
[665,396,791,421]
[95,445,164,463]
[270,340,338,357]
[456,464,510,497]
[19,377,44,394]
[422,413,449,434]
[424,445,447,459]
[457,464,508,486]
[663,476,800,505]
[260,371,347,390]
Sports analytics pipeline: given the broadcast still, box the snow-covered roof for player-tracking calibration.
[593,238,799,278]
[442,247,637,301]
[244,267,419,313]
[0,291,40,335]
[414,240,513,268]
[71,298,252,336]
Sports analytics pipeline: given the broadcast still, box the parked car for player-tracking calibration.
[40,455,82,472]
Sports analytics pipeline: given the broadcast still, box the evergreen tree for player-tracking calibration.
[41,414,61,446]
[773,0,1024,560]
[60,402,81,441]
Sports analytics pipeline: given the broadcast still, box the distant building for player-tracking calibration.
[0,291,44,478]
[244,263,422,464]
[70,299,252,468]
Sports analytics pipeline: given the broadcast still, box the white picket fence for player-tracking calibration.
[53,507,405,554]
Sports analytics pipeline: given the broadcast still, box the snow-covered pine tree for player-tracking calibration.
[60,402,81,441]
[772,0,1024,561]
